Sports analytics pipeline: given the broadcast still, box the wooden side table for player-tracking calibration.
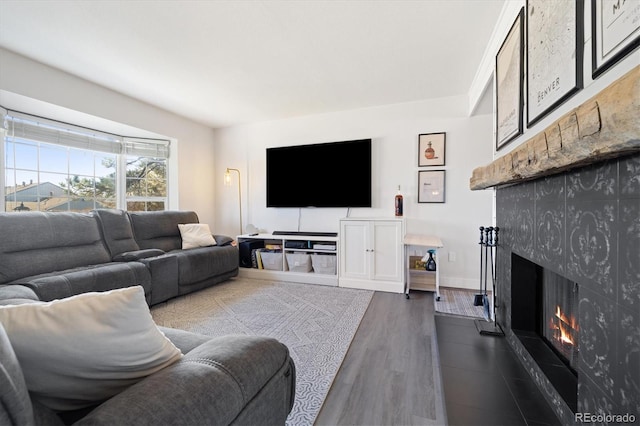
[403,234,443,300]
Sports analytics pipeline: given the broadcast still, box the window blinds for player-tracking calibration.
[2,109,170,158]
[124,137,170,158]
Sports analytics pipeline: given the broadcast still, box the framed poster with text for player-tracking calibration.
[496,8,524,151]
[592,0,640,79]
[418,170,445,203]
[526,0,583,126]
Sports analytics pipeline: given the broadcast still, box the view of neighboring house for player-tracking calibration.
[4,181,108,212]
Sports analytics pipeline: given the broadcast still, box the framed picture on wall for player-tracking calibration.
[592,0,640,79]
[496,8,524,151]
[526,0,583,126]
[418,132,446,167]
[418,170,445,203]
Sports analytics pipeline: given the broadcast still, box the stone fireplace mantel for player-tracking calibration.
[470,65,639,190]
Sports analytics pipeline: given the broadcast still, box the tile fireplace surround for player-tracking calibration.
[470,66,639,424]
[496,153,639,424]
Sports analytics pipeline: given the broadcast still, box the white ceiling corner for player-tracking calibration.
[0,0,506,128]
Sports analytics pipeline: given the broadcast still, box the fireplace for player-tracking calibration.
[471,67,639,425]
[494,153,639,425]
[511,253,579,412]
[542,268,579,371]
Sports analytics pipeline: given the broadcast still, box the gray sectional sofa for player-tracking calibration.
[0,306,296,426]
[0,209,297,425]
[0,209,239,305]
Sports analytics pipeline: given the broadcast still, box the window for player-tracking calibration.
[2,110,169,213]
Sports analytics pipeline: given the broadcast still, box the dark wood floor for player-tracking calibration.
[316,291,444,425]
[315,290,560,426]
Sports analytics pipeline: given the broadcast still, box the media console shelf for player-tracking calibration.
[237,233,339,286]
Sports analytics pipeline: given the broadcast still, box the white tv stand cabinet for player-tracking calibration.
[237,233,339,286]
[339,218,405,293]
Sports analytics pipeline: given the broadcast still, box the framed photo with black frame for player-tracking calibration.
[526,0,583,127]
[496,8,524,151]
[418,133,446,167]
[591,0,640,79]
[418,170,445,203]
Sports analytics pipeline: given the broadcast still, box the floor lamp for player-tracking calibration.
[224,168,243,235]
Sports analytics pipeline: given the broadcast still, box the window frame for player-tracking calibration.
[2,110,172,213]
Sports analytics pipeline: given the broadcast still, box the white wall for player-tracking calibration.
[0,48,218,225]
[214,95,494,289]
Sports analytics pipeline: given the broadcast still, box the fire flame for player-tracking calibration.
[553,306,577,346]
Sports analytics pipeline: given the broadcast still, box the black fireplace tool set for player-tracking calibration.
[474,226,504,336]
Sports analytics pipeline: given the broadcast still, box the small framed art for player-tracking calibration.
[591,0,640,79]
[418,133,446,167]
[418,170,445,203]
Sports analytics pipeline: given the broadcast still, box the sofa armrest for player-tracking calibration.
[138,255,179,305]
[112,249,166,262]
[0,285,40,305]
[213,235,234,246]
[73,335,294,426]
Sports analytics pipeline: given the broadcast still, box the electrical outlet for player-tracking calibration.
[448,252,457,262]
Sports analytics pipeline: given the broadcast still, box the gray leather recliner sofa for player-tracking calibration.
[0,210,296,425]
[0,209,239,305]
[0,303,296,426]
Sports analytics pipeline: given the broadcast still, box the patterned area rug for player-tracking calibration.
[434,287,493,319]
[151,278,373,426]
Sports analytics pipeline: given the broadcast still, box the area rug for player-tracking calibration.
[434,287,492,319]
[151,278,374,426]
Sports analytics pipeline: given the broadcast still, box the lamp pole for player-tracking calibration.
[225,168,243,235]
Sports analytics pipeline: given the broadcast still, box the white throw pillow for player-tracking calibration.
[178,223,217,249]
[0,286,183,411]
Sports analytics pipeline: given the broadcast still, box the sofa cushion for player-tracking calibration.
[0,286,183,411]
[11,262,152,303]
[129,211,199,252]
[0,212,111,285]
[93,209,140,258]
[0,322,34,426]
[172,245,239,286]
[178,223,217,249]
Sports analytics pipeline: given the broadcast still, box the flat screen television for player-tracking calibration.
[266,139,372,208]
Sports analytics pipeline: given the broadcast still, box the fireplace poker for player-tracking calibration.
[483,227,492,320]
[491,227,499,319]
[474,227,485,306]
[474,226,504,336]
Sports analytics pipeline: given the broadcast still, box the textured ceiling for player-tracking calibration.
[0,1,504,128]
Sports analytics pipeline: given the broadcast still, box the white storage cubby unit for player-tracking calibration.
[339,218,405,293]
[237,233,339,286]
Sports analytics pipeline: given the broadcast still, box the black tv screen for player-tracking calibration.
[266,139,372,208]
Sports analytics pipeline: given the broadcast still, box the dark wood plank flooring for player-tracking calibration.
[316,291,444,425]
[315,290,560,426]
